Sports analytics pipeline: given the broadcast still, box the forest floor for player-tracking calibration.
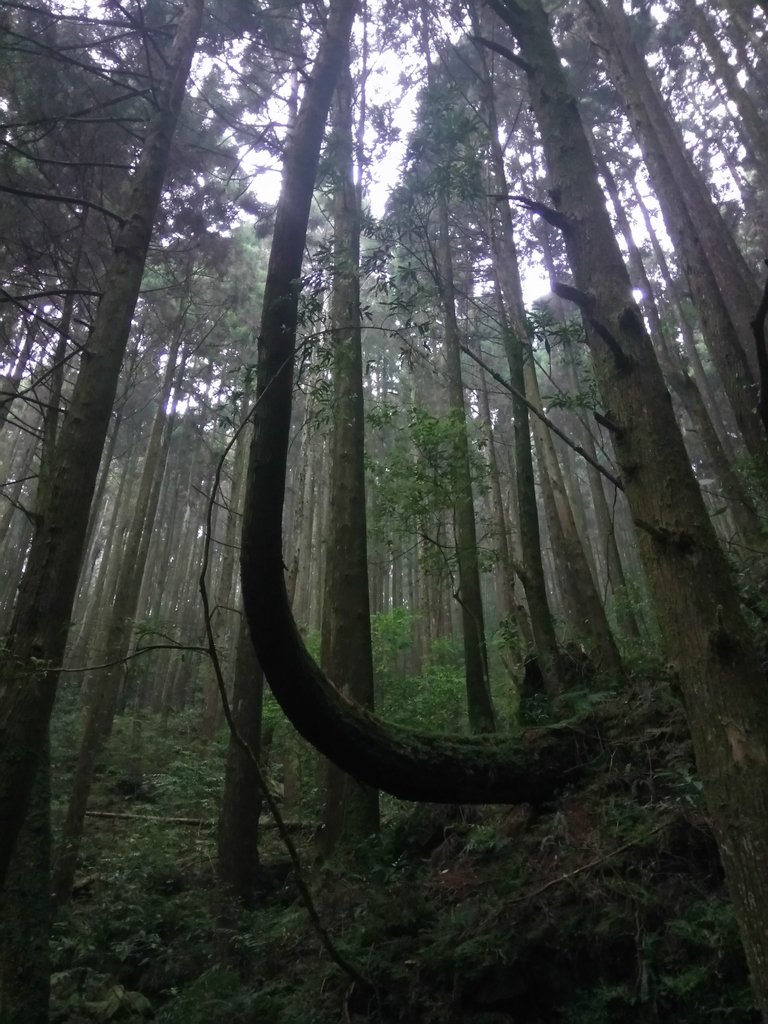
[49,681,759,1024]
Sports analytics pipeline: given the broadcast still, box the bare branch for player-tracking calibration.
[460,343,624,491]
[0,288,102,303]
[470,33,532,73]
[0,138,131,171]
[0,183,122,222]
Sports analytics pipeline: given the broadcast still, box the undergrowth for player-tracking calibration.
[49,685,758,1023]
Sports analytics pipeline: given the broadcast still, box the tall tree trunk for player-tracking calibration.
[239,0,602,814]
[0,735,50,1024]
[475,358,533,667]
[1,227,96,1017]
[202,416,248,741]
[217,613,265,910]
[470,25,563,695]
[495,279,564,697]
[559,340,643,640]
[681,0,768,188]
[67,439,135,671]
[0,315,39,435]
[0,0,204,890]
[489,0,768,1009]
[435,199,496,731]
[629,175,742,458]
[319,61,380,853]
[52,334,184,906]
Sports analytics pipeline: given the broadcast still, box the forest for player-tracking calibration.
[1,0,768,1019]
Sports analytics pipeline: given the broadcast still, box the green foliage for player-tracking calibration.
[398,75,486,207]
[48,683,757,1024]
[562,983,636,1024]
[368,404,492,578]
[371,606,414,687]
[155,968,260,1024]
[380,632,466,732]
[51,972,154,1023]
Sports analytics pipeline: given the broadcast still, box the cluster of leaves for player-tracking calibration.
[367,402,493,575]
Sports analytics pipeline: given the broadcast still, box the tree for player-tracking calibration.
[52,322,185,906]
[216,612,266,910]
[469,21,565,694]
[319,59,380,853]
[240,0,587,806]
[0,0,205,890]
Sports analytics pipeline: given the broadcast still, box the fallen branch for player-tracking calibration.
[85,809,311,830]
[511,819,670,905]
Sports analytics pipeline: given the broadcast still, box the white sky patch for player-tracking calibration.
[650,3,669,23]
[366,87,418,218]
[521,265,553,305]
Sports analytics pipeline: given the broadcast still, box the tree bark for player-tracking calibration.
[525,356,625,678]
[475,357,534,667]
[319,60,380,854]
[435,198,496,732]
[240,0,596,804]
[217,613,265,910]
[681,0,768,188]
[598,157,764,549]
[490,232,564,698]
[0,736,50,1024]
[468,26,564,695]
[629,176,742,460]
[202,411,248,741]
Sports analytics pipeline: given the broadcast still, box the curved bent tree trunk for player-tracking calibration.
[240,0,592,805]
[0,0,204,891]
[241,0,768,1014]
